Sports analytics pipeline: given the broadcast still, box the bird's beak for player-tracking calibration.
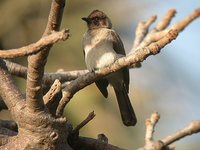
[82,17,90,23]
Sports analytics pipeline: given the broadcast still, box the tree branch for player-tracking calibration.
[155,9,176,31]
[26,0,66,112]
[0,60,25,114]
[138,113,170,150]
[43,79,62,115]
[43,79,62,104]
[133,15,157,49]
[145,112,160,144]
[137,8,200,49]
[69,136,125,150]
[138,113,200,150]
[162,120,200,146]
[5,60,88,84]
[171,8,200,32]
[0,29,69,59]
[72,111,95,135]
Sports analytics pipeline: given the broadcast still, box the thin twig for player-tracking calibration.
[138,8,200,49]
[155,9,176,31]
[72,111,96,134]
[132,15,157,50]
[162,120,200,146]
[145,112,160,144]
[171,8,200,32]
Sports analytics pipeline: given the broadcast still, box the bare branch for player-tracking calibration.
[145,112,160,144]
[69,136,125,150]
[132,15,157,49]
[4,60,27,79]
[43,70,88,85]
[56,30,178,116]
[131,15,157,68]
[72,111,96,134]
[171,8,200,32]
[43,79,62,104]
[138,113,170,150]
[138,8,200,49]
[5,60,88,84]
[155,9,176,31]
[162,120,200,146]
[0,60,25,113]
[26,0,66,112]
[0,29,69,59]
[139,114,200,150]
[43,0,65,35]
[43,79,62,115]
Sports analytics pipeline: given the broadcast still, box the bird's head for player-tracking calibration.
[82,10,112,30]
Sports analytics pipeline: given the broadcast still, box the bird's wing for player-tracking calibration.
[110,30,125,55]
[110,30,130,92]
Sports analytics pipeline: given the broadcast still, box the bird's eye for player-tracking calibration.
[94,17,99,21]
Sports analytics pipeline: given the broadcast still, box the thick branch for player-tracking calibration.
[0,29,69,59]
[56,30,178,116]
[43,0,65,35]
[26,0,66,112]
[0,60,25,114]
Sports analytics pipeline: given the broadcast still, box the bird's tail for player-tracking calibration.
[114,86,137,126]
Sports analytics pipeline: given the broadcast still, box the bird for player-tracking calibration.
[82,10,137,126]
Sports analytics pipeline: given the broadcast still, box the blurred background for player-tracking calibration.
[0,0,199,149]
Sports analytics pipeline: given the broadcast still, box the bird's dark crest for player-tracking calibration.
[82,10,112,29]
[88,10,107,19]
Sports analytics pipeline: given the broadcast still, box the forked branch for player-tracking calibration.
[138,113,200,150]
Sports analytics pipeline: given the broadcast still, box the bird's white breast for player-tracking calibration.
[83,28,117,71]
